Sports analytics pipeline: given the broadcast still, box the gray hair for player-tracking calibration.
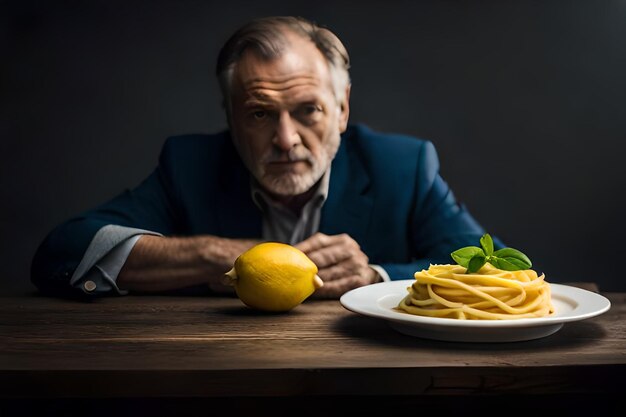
[216,16,351,112]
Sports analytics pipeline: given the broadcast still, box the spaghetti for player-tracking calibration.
[397,263,554,320]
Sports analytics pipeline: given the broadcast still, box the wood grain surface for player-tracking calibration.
[1,290,624,415]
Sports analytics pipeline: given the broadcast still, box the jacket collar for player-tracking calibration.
[320,124,373,245]
[216,135,263,238]
[216,125,373,241]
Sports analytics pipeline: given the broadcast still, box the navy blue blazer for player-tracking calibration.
[31,123,496,294]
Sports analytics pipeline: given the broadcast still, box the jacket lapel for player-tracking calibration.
[320,127,374,246]
[216,137,263,239]
[215,126,374,243]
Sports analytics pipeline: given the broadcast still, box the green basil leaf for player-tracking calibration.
[451,246,484,267]
[489,256,531,271]
[480,234,494,256]
[492,247,532,268]
[489,257,518,271]
[501,257,531,270]
[467,254,486,273]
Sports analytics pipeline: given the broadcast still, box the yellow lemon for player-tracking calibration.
[223,242,324,312]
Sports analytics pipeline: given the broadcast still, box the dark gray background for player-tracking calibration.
[2,0,625,295]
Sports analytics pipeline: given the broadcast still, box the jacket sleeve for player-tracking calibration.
[68,226,161,296]
[30,142,183,296]
[380,140,505,280]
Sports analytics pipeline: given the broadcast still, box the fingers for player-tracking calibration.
[296,233,362,269]
[311,274,371,299]
[295,232,331,253]
[296,233,381,298]
[316,251,369,281]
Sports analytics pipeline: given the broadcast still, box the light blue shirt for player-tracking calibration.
[72,172,389,295]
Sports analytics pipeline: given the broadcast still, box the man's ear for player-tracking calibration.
[338,84,351,133]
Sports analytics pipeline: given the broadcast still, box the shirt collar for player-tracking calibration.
[250,168,331,214]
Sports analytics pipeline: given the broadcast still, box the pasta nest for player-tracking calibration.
[397,263,554,320]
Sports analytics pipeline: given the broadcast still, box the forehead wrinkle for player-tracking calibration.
[242,80,326,108]
[243,90,323,110]
[243,75,320,92]
[243,96,273,109]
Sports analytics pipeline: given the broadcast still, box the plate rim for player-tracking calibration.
[339,280,611,329]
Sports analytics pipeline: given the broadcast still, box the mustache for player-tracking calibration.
[261,147,315,165]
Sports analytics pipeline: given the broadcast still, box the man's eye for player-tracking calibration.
[253,110,266,120]
[302,105,320,115]
[298,105,322,119]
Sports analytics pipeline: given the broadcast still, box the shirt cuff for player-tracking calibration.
[70,225,162,295]
[369,264,390,282]
[80,235,143,295]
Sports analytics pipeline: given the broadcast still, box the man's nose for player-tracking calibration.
[273,111,301,150]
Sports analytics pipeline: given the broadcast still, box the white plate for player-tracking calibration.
[340,280,611,343]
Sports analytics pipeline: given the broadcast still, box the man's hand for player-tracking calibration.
[118,235,260,294]
[295,233,381,298]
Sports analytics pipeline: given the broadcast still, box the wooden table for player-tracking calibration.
[1,287,624,416]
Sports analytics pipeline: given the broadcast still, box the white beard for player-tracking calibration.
[260,161,325,195]
[255,135,340,196]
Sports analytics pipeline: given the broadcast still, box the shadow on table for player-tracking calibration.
[2,393,624,417]
[331,313,607,351]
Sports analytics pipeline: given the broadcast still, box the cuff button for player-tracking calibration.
[83,280,97,292]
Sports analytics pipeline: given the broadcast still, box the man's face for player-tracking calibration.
[228,31,350,197]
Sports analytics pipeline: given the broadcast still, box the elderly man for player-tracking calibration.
[31,16,497,299]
